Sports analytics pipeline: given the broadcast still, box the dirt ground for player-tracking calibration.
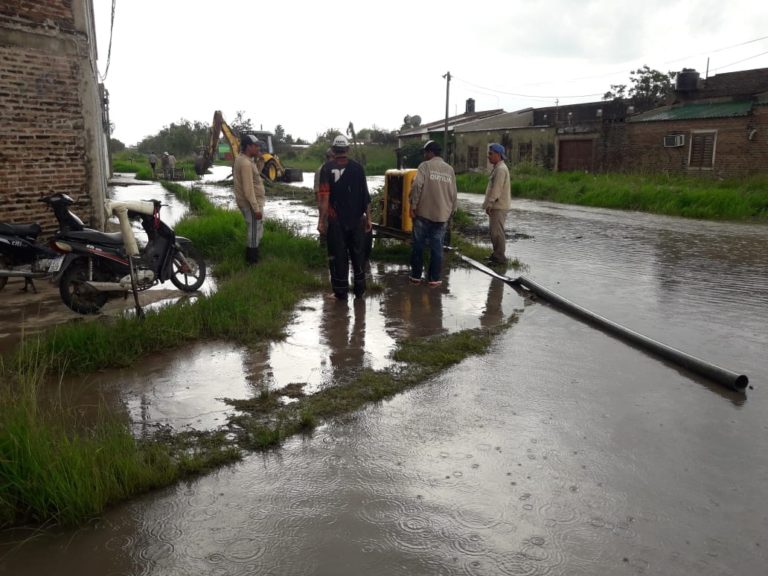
[0,276,184,356]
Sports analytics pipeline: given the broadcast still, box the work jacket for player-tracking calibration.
[234,153,266,214]
[410,156,458,223]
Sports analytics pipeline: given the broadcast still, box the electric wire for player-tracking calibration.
[453,34,768,102]
[98,0,117,82]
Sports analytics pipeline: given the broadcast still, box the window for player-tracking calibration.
[688,131,717,170]
[518,142,532,162]
[468,146,479,169]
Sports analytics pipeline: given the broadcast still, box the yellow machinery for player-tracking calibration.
[194,111,301,182]
[373,168,417,240]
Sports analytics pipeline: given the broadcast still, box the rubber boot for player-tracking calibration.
[246,247,260,265]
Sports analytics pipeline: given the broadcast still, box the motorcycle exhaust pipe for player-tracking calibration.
[0,270,51,279]
[83,281,129,293]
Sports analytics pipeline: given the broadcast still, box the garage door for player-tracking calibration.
[558,140,594,172]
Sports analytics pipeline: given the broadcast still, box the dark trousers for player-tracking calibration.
[326,218,366,298]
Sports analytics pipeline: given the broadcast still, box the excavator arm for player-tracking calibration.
[194,110,240,176]
[194,110,301,182]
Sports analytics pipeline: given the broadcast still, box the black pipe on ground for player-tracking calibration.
[455,252,749,392]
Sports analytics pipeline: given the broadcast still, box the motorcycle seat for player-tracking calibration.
[64,229,125,246]
[0,222,42,237]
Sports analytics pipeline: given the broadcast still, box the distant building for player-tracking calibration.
[0,0,109,231]
[398,99,504,164]
[623,68,768,178]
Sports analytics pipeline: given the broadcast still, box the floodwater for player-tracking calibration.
[2,175,767,575]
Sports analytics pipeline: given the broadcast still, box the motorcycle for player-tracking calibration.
[49,194,207,314]
[0,196,75,292]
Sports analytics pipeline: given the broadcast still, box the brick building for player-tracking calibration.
[623,68,768,178]
[0,0,108,232]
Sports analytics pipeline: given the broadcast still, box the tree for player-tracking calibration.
[230,110,253,135]
[401,114,422,130]
[603,65,675,108]
[109,137,125,152]
[136,119,210,157]
[314,128,342,145]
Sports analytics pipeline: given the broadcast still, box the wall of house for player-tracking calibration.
[622,107,768,178]
[455,128,556,173]
[0,0,107,233]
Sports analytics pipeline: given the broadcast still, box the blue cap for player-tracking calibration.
[489,143,505,159]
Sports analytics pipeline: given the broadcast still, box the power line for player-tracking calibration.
[711,49,768,73]
[454,34,768,101]
[99,0,116,82]
[453,76,603,100]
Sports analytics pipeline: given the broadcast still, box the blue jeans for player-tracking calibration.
[410,217,447,282]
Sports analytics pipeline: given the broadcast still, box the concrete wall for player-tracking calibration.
[622,107,768,178]
[0,0,108,233]
[454,127,556,172]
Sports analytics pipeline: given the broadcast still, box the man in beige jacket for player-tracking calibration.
[408,140,458,286]
[483,143,511,264]
[234,134,266,264]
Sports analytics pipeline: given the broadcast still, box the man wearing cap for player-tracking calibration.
[317,134,372,300]
[408,140,458,287]
[483,143,512,264]
[234,134,266,264]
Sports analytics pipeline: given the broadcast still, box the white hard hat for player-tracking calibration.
[332,134,350,149]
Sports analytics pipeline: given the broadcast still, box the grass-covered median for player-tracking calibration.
[456,168,768,221]
[0,183,518,529]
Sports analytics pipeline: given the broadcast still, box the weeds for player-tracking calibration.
[457,170,768,220]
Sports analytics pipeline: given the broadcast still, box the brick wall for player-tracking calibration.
[622,108,768,178]
[0,1,75,31]
[0,0,98,235]
[0,45,94,232]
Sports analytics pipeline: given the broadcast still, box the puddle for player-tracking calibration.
[51,264,521,432]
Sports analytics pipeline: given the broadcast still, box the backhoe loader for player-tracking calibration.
[194,111,302,182]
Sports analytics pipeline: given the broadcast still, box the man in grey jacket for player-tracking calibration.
[408,140,458,286]
[483,143,512,264]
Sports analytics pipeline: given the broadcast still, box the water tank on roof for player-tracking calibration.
[676,69,700,92]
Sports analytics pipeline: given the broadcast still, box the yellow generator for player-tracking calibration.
[374,168,417,240]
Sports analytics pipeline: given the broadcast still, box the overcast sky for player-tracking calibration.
[93,0,768,147]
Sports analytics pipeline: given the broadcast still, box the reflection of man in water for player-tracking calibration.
[322,297,367,380]
[480,278,505,329]
[399,268,447,338]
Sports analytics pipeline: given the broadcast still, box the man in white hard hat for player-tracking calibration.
[483,143,511,264]
[408,140,457,287]
[317,134,372,300]
[234,134,266,264]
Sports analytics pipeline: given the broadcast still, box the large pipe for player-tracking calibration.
[456,253,749,392]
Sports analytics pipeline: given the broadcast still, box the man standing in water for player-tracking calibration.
[483,143,511,264]
[314,147,335,246]
[234,135,266,265]
[408,140,457,287]
[317,135,372,300]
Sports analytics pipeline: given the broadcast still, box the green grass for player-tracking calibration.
[456,169,768,220]
[226,321,514,449]
[112,151,199,181]
[0,342,239,527]
[281,144,397,175]
[0,178,514,529]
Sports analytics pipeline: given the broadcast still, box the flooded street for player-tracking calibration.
[2,173,767,575]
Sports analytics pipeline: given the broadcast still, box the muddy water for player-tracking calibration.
[2,184,767,575]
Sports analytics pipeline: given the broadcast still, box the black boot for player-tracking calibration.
[246,247,260,264]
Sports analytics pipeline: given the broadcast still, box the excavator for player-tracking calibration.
[194,110,302,182]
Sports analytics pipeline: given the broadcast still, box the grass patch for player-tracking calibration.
[1,176,515,529]
[225,322,515,449]
[0,342,239,527]
[456,169,768,221]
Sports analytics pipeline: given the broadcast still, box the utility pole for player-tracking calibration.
[443,71,451,162]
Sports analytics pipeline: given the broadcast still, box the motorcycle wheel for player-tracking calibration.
[170,245,206,292]
[59,260,109,314]
[0,255,9,291]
